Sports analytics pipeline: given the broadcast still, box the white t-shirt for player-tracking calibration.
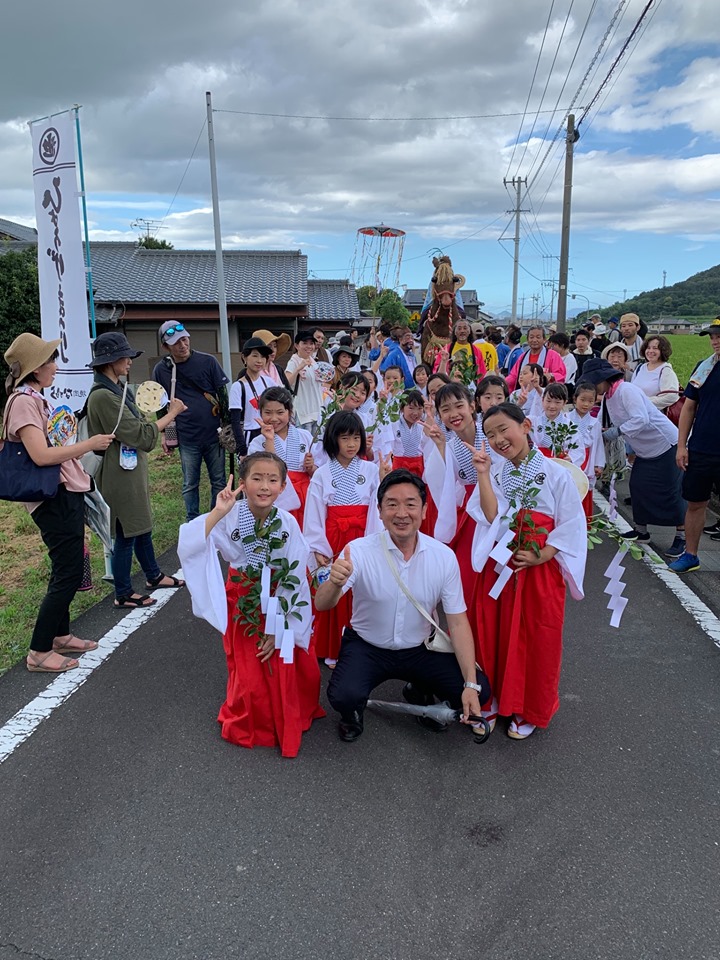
[286,355,323,425]
[228,374,273,432]
[342,529,466,649]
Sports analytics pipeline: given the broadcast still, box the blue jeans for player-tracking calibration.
[112,520,162,599]
[178,440,226,522]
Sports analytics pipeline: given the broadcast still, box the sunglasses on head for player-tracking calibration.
[162,324,186,341]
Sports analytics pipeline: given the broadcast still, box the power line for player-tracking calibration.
[160,118,207,227]
[213,107,572,122]
[577,0,657,128]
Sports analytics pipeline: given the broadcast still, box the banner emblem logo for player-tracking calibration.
[39,127,60,166]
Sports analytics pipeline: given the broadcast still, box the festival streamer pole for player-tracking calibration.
[73,105,97,340]
[205,91,232,379]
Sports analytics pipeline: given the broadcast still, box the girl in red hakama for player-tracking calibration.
[424,381,508,610]
[303,412,384,667]
[383,390,437,536]
[466,403,587,740]
[177,453,325,758]
[248,387,316,528]
[568,383,606,526]
[530,383,585,466]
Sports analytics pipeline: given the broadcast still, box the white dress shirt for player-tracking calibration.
[605,380,678,459]
[342,530,466,649]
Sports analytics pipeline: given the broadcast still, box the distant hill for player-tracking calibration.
[598,264,720,322]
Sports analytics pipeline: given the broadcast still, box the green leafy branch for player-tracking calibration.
[545,419,579,459]
[366,391,407,434]
[503,453,548,560]
[311,386,352,444]
[450,348,479,387]
[230,508,309,668]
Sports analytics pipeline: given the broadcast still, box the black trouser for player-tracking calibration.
[327,627,491,717]
[29,485,85,652]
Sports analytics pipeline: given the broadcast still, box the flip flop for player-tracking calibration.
[52,635,99,654]
[27,651,79,673]
[145,573,185,590]
[114,594,157,609]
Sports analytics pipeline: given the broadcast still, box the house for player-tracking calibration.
[0,220,361,380]
[647,317,696,334]
[0,218,37,243]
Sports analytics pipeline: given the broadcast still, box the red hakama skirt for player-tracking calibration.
[580,446,593,525]
[449,484,478,610]
[472,511,565,728]
[392,454,436,537]
[287,469,311,528]
[218,572,325,758]
[311,503,369,660]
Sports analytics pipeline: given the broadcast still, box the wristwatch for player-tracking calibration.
[463,681,483,693]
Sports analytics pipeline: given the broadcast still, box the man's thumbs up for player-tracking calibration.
[330,544,353,587]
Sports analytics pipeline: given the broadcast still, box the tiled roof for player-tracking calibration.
[308,280,362,321]
[0,218,38,243]
[89,243,307,305]
[403,287,480,307]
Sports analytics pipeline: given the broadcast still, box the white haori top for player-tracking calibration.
[341,530,466,650]
[567,409,606,481]
[303,457,382,559]
[531,412,586,467]
[247,426,315,512]
[177,506,312,646]
[605,381,678,459]
[466,454,587,600]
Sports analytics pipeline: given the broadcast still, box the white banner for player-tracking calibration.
[30,111,93,408]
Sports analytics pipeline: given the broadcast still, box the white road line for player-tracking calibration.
[0,572,184,765]
[594,493,720,650]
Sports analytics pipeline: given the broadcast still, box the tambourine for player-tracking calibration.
[550,458,589,499]
[135,381,170,414]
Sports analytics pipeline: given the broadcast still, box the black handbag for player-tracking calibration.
[0,395,61,502]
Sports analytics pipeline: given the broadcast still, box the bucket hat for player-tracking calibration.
[4,333,62,388]
[88,333,143,368]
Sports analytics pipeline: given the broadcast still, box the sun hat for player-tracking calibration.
[699,317,720,336]
[593,323,607,335]
[88,333,143,368]
[332,345,360,364]
[159,321,189,346]
[578,357,624,385]
[601,342,631,361]
[294,330,316,344]
[241,336,272,357]
[4,333,62,390]
[253,328,292,357]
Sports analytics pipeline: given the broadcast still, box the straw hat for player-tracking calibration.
[4,333,61,389]
[253,328,292,357]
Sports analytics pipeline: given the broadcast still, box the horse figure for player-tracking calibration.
[420,256,466,366]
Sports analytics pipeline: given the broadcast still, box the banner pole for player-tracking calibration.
[206,91,232,379]
[73,105,97,340]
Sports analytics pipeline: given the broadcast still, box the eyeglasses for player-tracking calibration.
[162,324,186,341]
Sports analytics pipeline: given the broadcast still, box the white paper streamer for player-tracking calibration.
[489,564,514,600]
[603,545,629,629]
[260,565,271,613]
[264,596,278,640]
[608,475,618,521]
[280,629,295,664]
[274,612,285,649]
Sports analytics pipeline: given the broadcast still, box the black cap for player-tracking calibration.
[294,330,316,344]
[241,336,273,357]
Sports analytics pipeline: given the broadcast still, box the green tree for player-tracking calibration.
[356,285,377,312]
[0,247,41,371]
[137,236,174,249]
[374,289,410,326]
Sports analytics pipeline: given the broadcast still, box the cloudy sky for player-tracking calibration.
[2,0,719,315]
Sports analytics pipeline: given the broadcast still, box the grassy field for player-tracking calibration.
[0,448,211,675]
[664,333,709,385]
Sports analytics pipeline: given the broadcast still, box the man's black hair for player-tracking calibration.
[377,468,427,506]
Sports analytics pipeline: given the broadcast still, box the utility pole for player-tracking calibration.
[662,270,667,288]
[520,294,526,320]
[555,115,579,333]
[503,176,527,325]
[206,91,232,380]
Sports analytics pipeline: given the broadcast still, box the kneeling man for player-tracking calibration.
[315,468,490,742]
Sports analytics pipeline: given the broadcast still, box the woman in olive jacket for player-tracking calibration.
[86,333,187,608]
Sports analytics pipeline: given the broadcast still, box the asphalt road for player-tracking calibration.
[1,537,719,960]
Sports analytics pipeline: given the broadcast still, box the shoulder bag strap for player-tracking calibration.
[379,534,453,648]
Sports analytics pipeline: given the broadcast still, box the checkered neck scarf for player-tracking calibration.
[398,417,422,457]
[450,421,486,485]
[273,425,305,471]
[235,500,272,566]
[534,412,569,451]
[501,449,543,501]
[329,456,362,505]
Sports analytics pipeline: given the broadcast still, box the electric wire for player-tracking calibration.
[160,118,207,227]
[213,107,570,122]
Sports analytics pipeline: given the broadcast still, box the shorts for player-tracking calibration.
[682,449,720,503]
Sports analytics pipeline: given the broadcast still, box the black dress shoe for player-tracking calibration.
[338,710,364,742]
[402,682,434,707]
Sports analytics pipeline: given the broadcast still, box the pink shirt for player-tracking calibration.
[506,346,567,390]
[3,391,90,512]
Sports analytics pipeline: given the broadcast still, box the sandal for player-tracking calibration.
[53,634,99,654]
[145,572,185,590]
[27,651,79,673]
[114,594,157,609]
[507,715,537,740]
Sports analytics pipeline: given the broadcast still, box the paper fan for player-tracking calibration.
[47,405,77,447]
[315,361,336,384]
[135,381,169,414]
[550,458,589,499]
